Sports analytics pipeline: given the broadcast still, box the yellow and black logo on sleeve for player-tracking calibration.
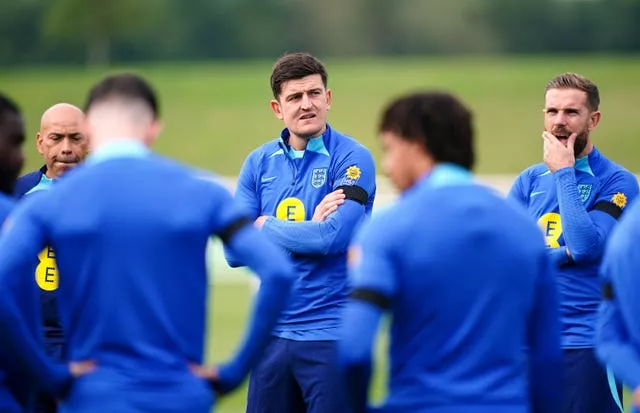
[611,192,627,208]
[342,165,362,186]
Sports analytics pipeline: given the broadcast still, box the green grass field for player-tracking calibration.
[2,56,638,411]
[1,55,639,176]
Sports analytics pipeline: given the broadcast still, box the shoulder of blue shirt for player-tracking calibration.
[246,123,370,161]
[13,166,47,198]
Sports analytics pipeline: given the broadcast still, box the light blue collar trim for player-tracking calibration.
[423,163,474,189]
[86,140,150,165]
[281,131,330,159]
[40,173,54,184]
[306,135,330,156]
[575,153,594,176]
[25,174,55,196]
[289,148,305,159]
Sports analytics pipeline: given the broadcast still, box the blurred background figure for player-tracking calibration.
[13,102,88,413]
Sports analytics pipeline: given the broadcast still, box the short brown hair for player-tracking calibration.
[545,73,600,111]
[270,53,328,100]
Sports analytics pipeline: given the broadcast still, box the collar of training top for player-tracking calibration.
[278,123,331,158]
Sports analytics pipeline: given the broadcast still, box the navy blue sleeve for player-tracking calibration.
[223,152,261,268]
[555,167,639,263]
[527,249,563,413]
[261,147,376,255]
[596,207,640,390]
[0,201,73,398]
[338,216,396,413]
[207,183,296,393]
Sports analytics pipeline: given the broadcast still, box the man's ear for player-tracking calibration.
[36,132,44,156]
[270,99,284,120]
[589,111,601,131]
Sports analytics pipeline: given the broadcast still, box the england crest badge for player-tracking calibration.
[311,168,328,188]
[577,184,592,203]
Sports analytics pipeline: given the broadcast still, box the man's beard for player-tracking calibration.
[573,131,589,158]
[552,127,589,158]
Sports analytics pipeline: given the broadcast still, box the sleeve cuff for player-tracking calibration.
[553,166,575,182]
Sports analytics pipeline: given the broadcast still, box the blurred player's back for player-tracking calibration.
[56,155,216,369]
[0,74,296,413]
[384,183,548,410]
[49,152,228,410]
[0,92,26,413]
[341,91,561,413]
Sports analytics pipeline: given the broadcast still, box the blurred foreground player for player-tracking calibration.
[597,198,640,413]
[0,74,296,413]
[0,92,26,413]
[339,91,563,413]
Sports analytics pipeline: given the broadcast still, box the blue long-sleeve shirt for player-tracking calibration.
[339,164,563,413]
[0,192,24,413]
[14,167,65,350]
[596,198,640,397]
[0,141,296,410]
[227,124,376,341]
[508,147,639,348]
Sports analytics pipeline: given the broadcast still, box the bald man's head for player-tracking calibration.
[37,103,89,178]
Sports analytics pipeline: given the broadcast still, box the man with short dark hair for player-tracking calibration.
[339,91,563,413]
[508,72,639,413]
[227,52,376,413]
[0,73,296,413]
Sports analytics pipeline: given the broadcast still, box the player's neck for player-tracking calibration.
[415,157,436,181]
[406,158,436,191]
[44,169,57,179]
[289,127,326,151]
[576,141,594,159]
[90,135,147,152]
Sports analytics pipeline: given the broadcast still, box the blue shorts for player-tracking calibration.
[246,337,348,413]
[563,348,622,413]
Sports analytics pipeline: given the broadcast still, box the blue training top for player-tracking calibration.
[0,140,296,410]
[509,147,639,348]
[14,167,64,346]
[597,197,640,396]
[0,192,23,413]
[229,123,376,341]
[340,164,563,413]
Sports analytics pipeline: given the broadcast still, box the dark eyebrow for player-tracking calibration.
[285,92,302,101]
